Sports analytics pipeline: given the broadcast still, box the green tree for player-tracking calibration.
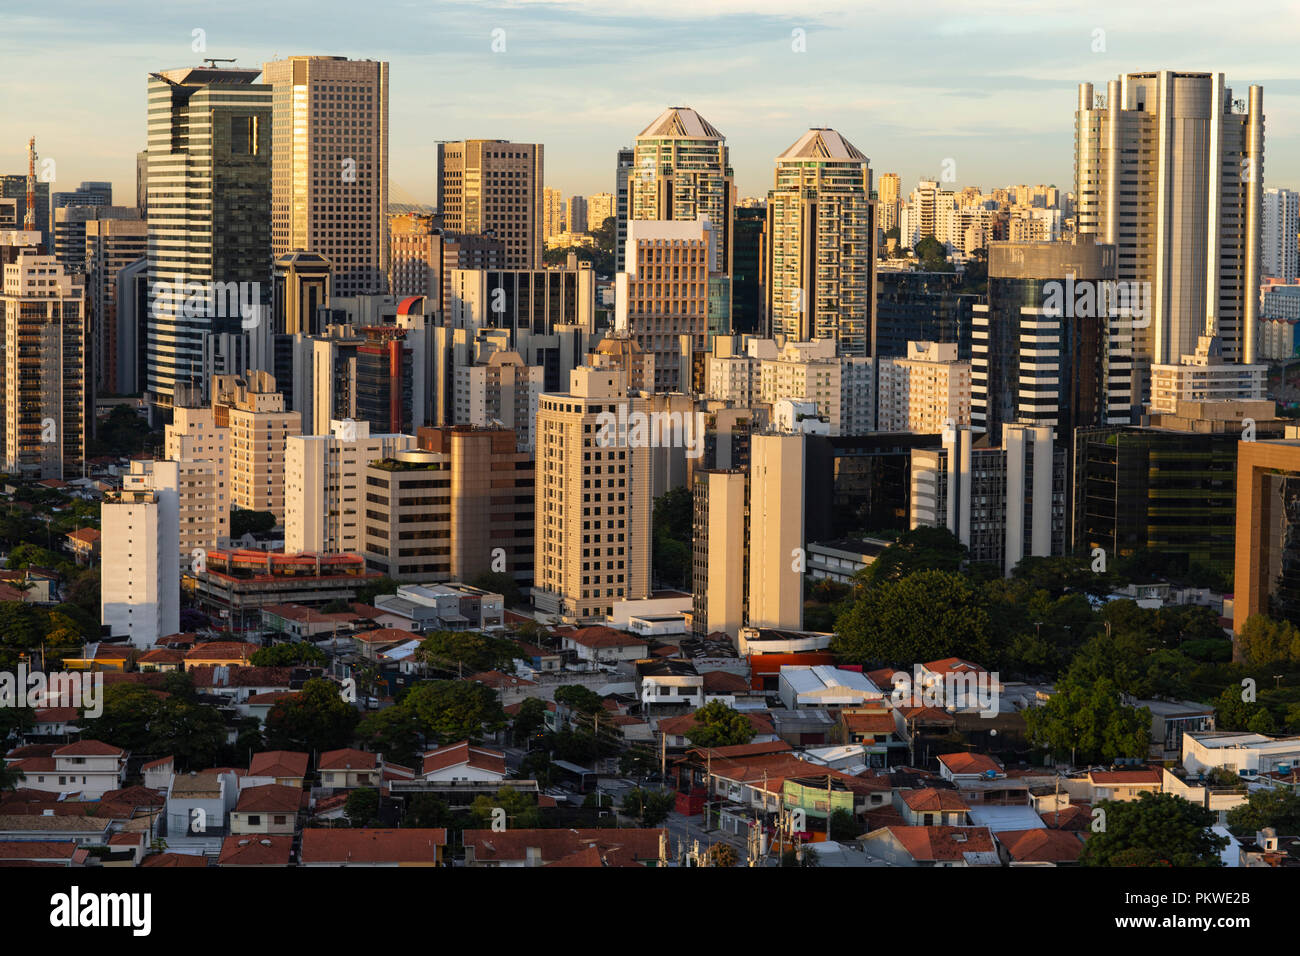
[1080,793,1227,867]
[622,787,675,827]
[405,793,452,828]
[685,701,755,749]
[1024,675,1151,764]
[417,631,522,674]
[1225,788,1300,837]
[1236,614,1300,667]
[833,569,990,666]
[470,786,541,829]
[356,705,422,767]
[829,808,862,841]
[511,697,548,747]
[470,571,523,609]
[403,680,507,744]
[652,487,693,590]
[0,761,24,792]
[554,684,605,716]
[859,527,966,587]
[913,236,951,271]
[264,678,360,753]
[249,642,328,667]
[705,842,737,867]
[345,787,380,828]
[229,508,277,538]
[1213,686,1276,734]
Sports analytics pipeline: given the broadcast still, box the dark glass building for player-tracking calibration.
[732,206,765,335]
[874,269,979,360]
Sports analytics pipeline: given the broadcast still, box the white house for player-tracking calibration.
[778,666,883,710]
[1183,731,1300,776]
[560,626,649,665]
[420,741,508,783]
[5,740,127,798]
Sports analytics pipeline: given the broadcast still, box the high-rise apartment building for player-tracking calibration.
[447,261,596,339]
[533,366,651,622]
[1075,71,1264,365]
[766,129,875,356]
[614,147,634,274]
[437,140,543,269]
[746,433,805,630]
[632,108,733,277]
[146,66,272,405]
[587,192,615,232]
[567,195,587,236]
[52,205,137,271]
[615,217,717,392]
[214,371,302,519]
[1148,334,1266,412]
[1,251,85,479]
[101,460,181,648]
[262,56,389,298]
[387,213,505,314]
[286,418,413,554]
[692,469,748,638]
[543,187,566,239]
[85,218,148,394]
[1262,188,1299,283]
[877,341,972,434]
[363,425,534,586]
[453,350,542,452]
[165,401,231,559]
[877,172,901,234]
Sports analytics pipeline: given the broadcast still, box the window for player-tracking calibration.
[231,115,259,155]
[248,815,262,826]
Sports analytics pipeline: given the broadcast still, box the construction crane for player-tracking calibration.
[24,136,36,230]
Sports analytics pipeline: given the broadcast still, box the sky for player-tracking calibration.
[2,0,1299,206]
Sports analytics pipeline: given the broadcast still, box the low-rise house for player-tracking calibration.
[61,642,132,672]
[858,825,999,867]
[516,641,563,675]
[318,749,381,790]
[936,752,1004,784]
[352,627,417,661]
[29,707,80,738]
[778,665,883,710]
[995,828,1084,866]
[1087,768,1163,803]
[218,835,294,867]
[840,708,907,765]
[700,669,752,706]
[560,626,649,666]
[299,828,446,866]
[142,756,175,792]
[636,659,704,713]
[658,710,777,750]
[896,788,970,827]
[184,642,261,667]
[140,852,209,867]
[1138,698,1215,761]
[65,527,101,565]
[189,666,295,713]
[246,751,309,789]
[0,815,114,846]
[4,740,127,798]
[260,604,356,639]
[420,741,507,784]
[164,770,240,852]
[136,648,185,672]
[230,784,302,835]
[0,840,90,866]
[1182,731,1300,776]
[462,827,666,867]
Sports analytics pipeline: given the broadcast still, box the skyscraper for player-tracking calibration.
[877,171,901,234]
[262,56,390,298]
[101,460,181,648]
[766,128,875,356]
[436,139,543,269]
[543,186,566,239]
[567,195,587,235]
[1075,71,1264,365]
[614,147,634,274]
[86,217,148,394]
[587,192,614,232]
[146,65,272,407]
[632,108,733,277]
[1263,187,1299,283]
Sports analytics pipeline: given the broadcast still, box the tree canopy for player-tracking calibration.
[1080,792,1226,867]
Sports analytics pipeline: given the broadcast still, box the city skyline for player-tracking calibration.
[4,0,1300,205]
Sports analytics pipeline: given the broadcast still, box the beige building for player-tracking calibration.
[84,216,147,394]
[615,217,717,392]
[767,128,875,356]
[755,338,842,434]
[1149,335,1266,413]
[587,192,615,232]
[363,426,535,587]
[542,186,566,239]
[747,433,805,630]
[632,107,733,277]
[453,350,542,452]
[437,139,543,269]
[387,213,505,314]
[214,371,302,519]
[1,250,85,479]
[691,469,747,637]
[262,56,389,297]
[877,172,901,233]
[533,366,652,622]
[1075,71,1264,365]
[165,402,231,558]
[877,341,972,434]
[285,418,413,554]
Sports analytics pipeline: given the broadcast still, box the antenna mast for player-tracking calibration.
[25,137,36,230]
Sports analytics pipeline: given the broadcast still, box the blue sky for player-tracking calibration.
[2,0,1298,205]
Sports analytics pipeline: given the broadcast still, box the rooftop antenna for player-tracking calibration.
[202,58,238,68]
[24,137,36,230]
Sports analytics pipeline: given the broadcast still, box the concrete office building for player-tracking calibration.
[1,251,85,479]
[747,432,805,630]
[567,195,587,237]
[911,423,1064,576]
[146,65,271,406]
[387,214,506,315]
[286,418,413,554]
[973,239,1129,441]
[1261,285,1300,362]
[115,257,149,394]
[543,187,566,239]
[262,56,389,298]
[85,217,148,394]
[766,128,875,356]
[532,366,651,622]
[272,250,331,337]
[1148,335,1266,413]
[101,460,181,648]
[632,108,733,278]
[691,469,748,638]
[615,217,717,392]
[52,205,138,272]
[363,426,534,586]
[437,140,543,269]
[1233,436,1300,635]
[164,401,231,559]
[446,259,597,340]
[1075,71,1264,365]
[875,270,978,361]
[453,350,542,452]
[1262,188,1299,283]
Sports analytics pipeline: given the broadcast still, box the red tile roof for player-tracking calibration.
[879,825,997,862]
[659,710,774,737]
[299,828,446,864]
[922,657,987,675]
[0,840,89,864]
[248,751,309,779]
[140,852,209,868]
[218,835,293,866]
[701,670,750,694]
[563,626,647,649]
[843,712,897,735]
[235,784,304,814]
[185,642,260,662]
[1088,768,1162,785]
[352,627,417,645]
[421,741,506,778]
[54,740,123,757]
[937,753,1003,776]
[318,749,377,771]
[137,648,184,664]
[1041,803,1093,831]
[140,756,174,771]
[996,828,1084,863]
[33,707,78,723]
[464,827,666,864]
[900,788,970,812]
